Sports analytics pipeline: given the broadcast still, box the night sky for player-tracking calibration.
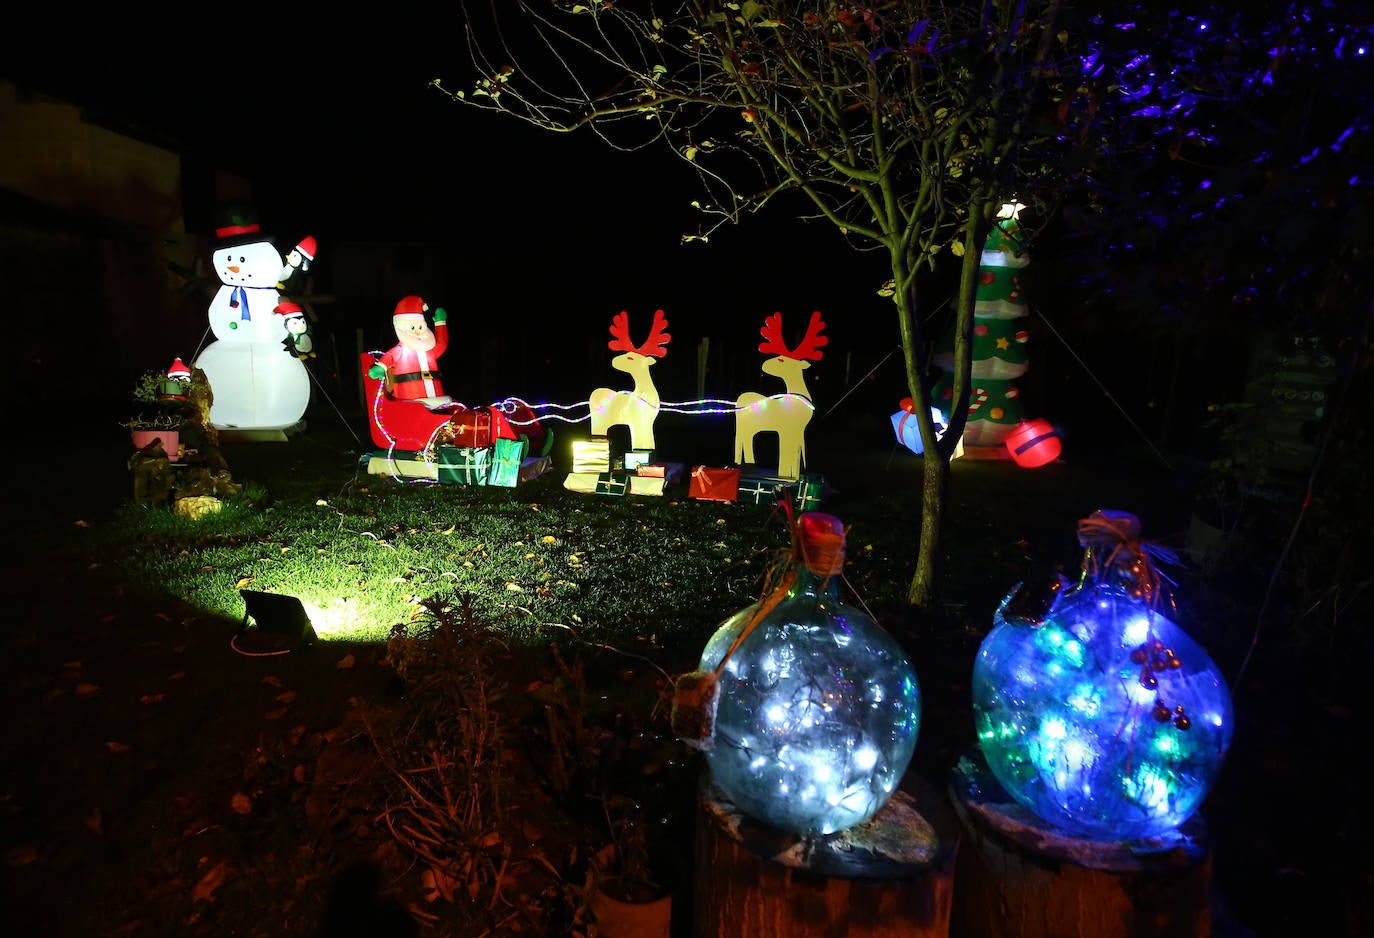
[1,22,984,417]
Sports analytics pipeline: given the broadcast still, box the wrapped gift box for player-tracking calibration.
[628,475,667,497]
[595,470,632,496]
[639,462,686,484]
[437,446,492,485]
[364,450,438,481]
[520,454,554,484]
[572,437,612,474]
[488,437,528,488]
[689,466,740,502]
[738,475,793,506]
[442,407,514,450]
[624,449,655,472]
[792,472,825,512]
[562,471,600,493]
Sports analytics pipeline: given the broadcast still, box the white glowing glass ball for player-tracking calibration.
[698,515,921,836]
[972,582,1234,841]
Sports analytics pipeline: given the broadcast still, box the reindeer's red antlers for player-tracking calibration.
[757,310,828,361]
[608,309,672,357]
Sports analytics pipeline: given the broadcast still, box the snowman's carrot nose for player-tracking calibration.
[228,265,240,273]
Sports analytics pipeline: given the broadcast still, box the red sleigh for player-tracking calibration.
[360,353,552,456]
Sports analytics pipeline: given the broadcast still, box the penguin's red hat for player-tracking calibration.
[295,236,317,261]
[274,302,305,317]
[393,295,428,318]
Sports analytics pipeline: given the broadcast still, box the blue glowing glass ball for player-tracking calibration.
[972,583,1234,841]
[698,577,922,837]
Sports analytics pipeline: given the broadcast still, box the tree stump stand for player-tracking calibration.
[693,771,958,938]
[949,751,1214,938]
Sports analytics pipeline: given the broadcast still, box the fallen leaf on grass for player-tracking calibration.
[261,675,283,687]
[337,654,355,670]
[76,682,101,696]
[140,694,164,705]
[5,845,38,867]
[264,707,289,721]
[106,741,131,753]
[230,793,253,815]
[83,808,103,834]
[168,671,186,681]
[192,860,230,903]
[274,690,297,704]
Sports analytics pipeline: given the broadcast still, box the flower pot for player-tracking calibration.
[588,883,671,938]
[131,429,179,457]
[588,845,672,938]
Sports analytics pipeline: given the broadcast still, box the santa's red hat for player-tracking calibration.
[274,302,305,317]
[295,236,317,262]
[393,295,428,318]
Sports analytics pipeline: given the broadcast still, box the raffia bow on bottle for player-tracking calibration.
[670,506,847,751]
[1076,509,1179,610]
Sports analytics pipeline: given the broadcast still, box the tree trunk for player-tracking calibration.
[948,754,1214,938]
[693,772,958,938]
[908,450,950,608]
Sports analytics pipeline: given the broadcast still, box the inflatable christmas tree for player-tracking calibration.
[932,203,1035,457]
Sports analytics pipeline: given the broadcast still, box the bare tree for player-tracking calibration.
[437,1,1076,607]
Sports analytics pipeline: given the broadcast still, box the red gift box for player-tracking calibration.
[689,466,740,502]
[444,407,517,449]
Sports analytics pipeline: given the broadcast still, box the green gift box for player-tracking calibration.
[792,472,824,512]
[738,476,793,506]
[488,437,528,488]
[595,470,631,496]
[437,446,492,485]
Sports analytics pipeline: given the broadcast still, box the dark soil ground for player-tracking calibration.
[3,405,1370,938]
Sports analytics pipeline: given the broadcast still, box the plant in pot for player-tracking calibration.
[585,793,672,937]
[122,410,183,457]
[125,367,190,456]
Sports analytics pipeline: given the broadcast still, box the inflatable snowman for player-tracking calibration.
[194,210,311,430]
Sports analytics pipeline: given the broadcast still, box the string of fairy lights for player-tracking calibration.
[366,385,818,479]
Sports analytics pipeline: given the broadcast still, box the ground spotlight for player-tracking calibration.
[236,589,317,653]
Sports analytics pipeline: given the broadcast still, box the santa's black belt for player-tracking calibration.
[392,371,441,384]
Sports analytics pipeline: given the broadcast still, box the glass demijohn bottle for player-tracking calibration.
[971,510,1234,841]
[695,513,921,836]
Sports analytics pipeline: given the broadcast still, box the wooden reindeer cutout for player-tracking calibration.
[590,308,672,449]
[735,310,828,480]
